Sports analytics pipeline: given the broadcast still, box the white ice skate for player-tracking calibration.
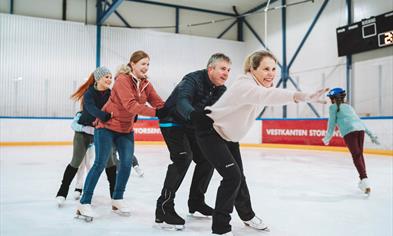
[75,204,97,222]
[133,165,144,177]
[73,190,82,200]
[243,216,270,231]
[358,178,371,195]
[56,196,65,207]
[112,199,131,216]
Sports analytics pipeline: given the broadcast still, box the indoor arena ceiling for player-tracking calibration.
[130,0,269,14]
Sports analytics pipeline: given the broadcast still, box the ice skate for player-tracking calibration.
[73,189,82,200]
[155,205,185,230]
[243,216,270,231]
[112,199,131,216]
[56,196,65,207]
[188,201,213,218]
[358,178,371,195]
[75,204,96,222]
[133,165,144,177]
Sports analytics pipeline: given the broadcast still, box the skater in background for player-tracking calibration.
[155,53,231,230]
[77,50,166,218]
[55,67,117,206]
[71,113,95,200]
[112,148,145,177]
[74,149,143,200]
[192,50,328,235]
[322,87,380,194]
[131,155,144,177]
[73,144,94,200]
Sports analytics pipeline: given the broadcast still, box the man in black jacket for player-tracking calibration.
[155,53,231,230]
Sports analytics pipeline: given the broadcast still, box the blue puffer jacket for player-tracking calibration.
[160,69,226,125]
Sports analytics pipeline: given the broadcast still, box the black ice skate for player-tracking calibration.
[155,204,185,230]
[188,201,213,217]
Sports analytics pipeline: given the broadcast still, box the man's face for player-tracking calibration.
[208,60,231,86]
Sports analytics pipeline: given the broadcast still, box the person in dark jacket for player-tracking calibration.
[155,53,231,230]
[56,66,117,207]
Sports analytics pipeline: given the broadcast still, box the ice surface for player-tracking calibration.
[1,145,392,236]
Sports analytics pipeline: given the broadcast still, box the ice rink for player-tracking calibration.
[1,145,392,236]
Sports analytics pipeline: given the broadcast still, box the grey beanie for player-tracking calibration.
[93,66,111,81]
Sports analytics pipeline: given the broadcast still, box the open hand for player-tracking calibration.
[306,88,329,104]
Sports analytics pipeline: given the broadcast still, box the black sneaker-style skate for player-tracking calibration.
[155,204,185,230]
[188,201,213,217]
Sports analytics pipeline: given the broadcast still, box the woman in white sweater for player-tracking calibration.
[191,50,328,235]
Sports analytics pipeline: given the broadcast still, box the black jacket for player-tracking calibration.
[161,69,226,125]
[78,86,111,126]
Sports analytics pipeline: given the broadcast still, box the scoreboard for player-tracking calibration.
[336,11,393,57]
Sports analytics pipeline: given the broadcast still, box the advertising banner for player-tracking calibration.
[262,120,346,146]
[133,120,163,141]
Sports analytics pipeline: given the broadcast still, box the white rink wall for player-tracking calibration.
[0,117,391,151]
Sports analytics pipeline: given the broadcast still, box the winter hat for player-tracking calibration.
[93,66,111,82]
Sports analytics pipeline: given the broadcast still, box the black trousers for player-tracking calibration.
[195,127,255,234]
[159,126,214,206]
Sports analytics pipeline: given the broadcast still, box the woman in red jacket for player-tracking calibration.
[77,51,166,220]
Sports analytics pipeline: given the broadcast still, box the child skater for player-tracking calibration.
[322,87,380,194]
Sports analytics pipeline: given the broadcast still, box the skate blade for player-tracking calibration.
[155,222,185,231]
[75,210,94,222]
[112,209,131,217]
[244,222,270,232]
[188,212,211,218]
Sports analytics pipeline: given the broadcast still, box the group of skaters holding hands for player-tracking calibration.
[55,49,379,235]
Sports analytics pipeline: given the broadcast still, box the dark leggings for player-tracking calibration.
[343,130,367,180]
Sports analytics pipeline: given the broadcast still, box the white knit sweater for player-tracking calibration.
[206,73,295,142]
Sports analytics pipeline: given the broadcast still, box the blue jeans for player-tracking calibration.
[80,128,134,204]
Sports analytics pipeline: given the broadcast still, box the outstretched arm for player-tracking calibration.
[294,88,329,104]
[322,106,337,145]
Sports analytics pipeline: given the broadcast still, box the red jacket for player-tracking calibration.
[96,73,164,133]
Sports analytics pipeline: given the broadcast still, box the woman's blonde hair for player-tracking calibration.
[243,50,277,73]
[117,50,150,76]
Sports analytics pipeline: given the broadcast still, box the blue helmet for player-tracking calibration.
[327,87,346,98]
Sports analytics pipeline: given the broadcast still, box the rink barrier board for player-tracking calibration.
[1,116,392,156]
[1,141,392,157]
